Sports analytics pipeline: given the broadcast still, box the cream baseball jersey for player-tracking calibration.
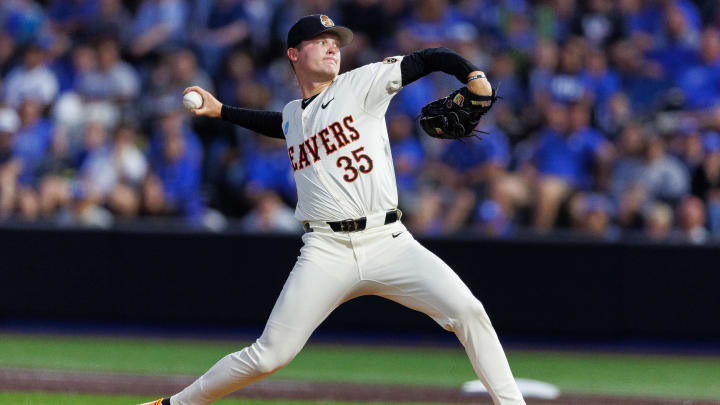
[282,56,404,222]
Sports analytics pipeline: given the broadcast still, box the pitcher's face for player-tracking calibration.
[289,32,341,80]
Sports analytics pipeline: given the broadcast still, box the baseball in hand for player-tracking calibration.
[183,91,204,110]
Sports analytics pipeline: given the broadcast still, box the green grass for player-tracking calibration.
[0,334,719,399]
[0,392,468,405]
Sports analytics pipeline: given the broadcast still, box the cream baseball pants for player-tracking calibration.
[171,220,525,405]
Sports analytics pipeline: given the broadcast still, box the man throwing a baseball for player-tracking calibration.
[142,14,524,405]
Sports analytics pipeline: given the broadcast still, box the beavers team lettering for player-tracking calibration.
[288,114,362,172]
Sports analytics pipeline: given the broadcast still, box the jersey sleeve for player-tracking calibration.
[347,56,405,118]
[221,105,284,139]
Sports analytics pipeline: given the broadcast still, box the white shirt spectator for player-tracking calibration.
[4,63,59,108]
[78,61,140,101]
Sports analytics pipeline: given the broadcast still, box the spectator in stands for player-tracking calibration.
[242,136,295,204]
[643,202,673,241]
[239,190,300,233]
[47,0,100,40]
[65,42,97,95]
[339,0,396,47]
[538,0,576,42]
[4,0,720,241]
[596,91,632,137]
[143,108,204,223]
[3,40,59,108]
[489,52,524,111]
[83,0,133,42]
[76,36,140,103]
[0,0,46,46]
[547,39,591,105]
[217,49,261,107]
[0,30,18,76]
[37,128,74,218]
[505,12,535,55]
[671,122,705,172]
[581,47,621,121]
[641,134,689,204]
[611,39,665,113]
[691,131,720,234]
[571,0,624,48]
[675,27,720,111]
[388,113,424,215]
[8,99,55,220]
[192,0,250,75]
[76,122,147,220]
[674,195,708,243]
[646,1,700,82]
[529,39,559,111]
[129,0,188,58]
[0,107,21,218]
[403,0,463,44]
[611,123,648,230]
[568,102,615,191]
[571,192,616,238]
[474,198,510,237]
[528,102,611,230]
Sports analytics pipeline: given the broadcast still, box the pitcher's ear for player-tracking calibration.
[287,48,298,62]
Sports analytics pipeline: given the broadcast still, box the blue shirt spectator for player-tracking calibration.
[441,126,510,173]
[14,117,53,186]
[388,113,425,193]
[1,0,46,45]
[532,127,606,189]
[581,49,620,112]
[243,138,296,203]
[403,0,464,43]
[192,0,250,74]
[674,28,720,110]
[47,0,100,35]
[150,132,203,220]
[130,0,188,57]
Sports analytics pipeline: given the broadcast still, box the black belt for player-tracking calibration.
[304,209,401,233]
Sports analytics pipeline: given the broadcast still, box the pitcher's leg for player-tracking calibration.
[171,234,359,405]
[363,230,525,405]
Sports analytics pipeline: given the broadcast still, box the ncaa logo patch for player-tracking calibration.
[320,15,334,27]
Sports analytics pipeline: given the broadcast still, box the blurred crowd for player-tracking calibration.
[1,0,720,243]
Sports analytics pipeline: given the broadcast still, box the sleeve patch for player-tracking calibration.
[383,57,398,64]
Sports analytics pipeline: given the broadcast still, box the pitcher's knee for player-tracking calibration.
[253,347,296,375]
[454,300,492,329]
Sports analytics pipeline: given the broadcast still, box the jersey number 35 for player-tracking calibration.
[336,146,374,182]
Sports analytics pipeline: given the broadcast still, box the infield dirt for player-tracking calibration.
[1,368,718,405]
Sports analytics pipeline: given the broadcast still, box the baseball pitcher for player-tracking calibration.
[141,14,523,405]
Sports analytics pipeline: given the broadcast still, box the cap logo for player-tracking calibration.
[320,15,334,27]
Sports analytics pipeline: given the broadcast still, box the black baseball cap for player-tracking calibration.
[287,14,353,49]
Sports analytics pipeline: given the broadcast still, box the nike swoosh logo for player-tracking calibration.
[321,98,334,109]
[392,232,403,238]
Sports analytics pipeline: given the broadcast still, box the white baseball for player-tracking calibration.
[183,91,204,110]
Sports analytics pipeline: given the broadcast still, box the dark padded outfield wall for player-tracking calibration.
[1,226,719,340]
